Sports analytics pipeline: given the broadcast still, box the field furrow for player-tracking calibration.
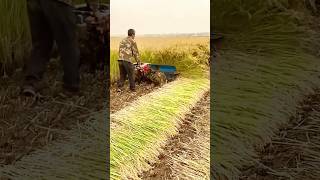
[212,1,320,178]
[110,77,209,179]
[110,82,162,113]
[0,68,107,167]
[0,110,109,179]
[240,90,320,179]
[0,76,209,180]
[212,49,320,179]
[140,92,210,180]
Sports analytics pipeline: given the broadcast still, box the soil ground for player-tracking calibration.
[0,59,163,166]
[140,92,210,180]
[110,82,161,113]
[0,61,108,166]
[240,90,320,180]
[237,14,320,180]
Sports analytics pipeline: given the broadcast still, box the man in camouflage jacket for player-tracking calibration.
[22,0,99,97]
[117,29,140,91]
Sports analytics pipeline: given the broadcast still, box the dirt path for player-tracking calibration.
[0,61,165,166]
[110,82,160,113]
[240,90,320,180]
[0,63,108,165]
[140,92,210,179]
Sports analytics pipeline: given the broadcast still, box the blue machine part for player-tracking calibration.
[149,64,177,73]
[148,64,178,82]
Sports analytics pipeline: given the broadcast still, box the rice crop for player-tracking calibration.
[0,77,209,179]
[168,93,210,179]
[110,77,209,179]
[0,0,30,76]
[212,0,320,178]
[0,111,109,179]
[110,36,209,50]
[0,0,109,76]
[110,36,210,82]
[109,36,210,179]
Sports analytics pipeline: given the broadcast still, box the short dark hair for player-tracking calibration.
[128,29,135,36]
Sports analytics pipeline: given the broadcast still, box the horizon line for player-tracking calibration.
[110,32,210,37]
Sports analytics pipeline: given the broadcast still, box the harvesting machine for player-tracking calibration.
[74,3,110,73]
[50,3,110,74]
[134,62,179,86]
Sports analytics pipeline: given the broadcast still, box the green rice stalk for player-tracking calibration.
[0,0,30,75]
[110,77,209,179]
[0,111,109,179]
[170,95,210,179]
[212,0,320,178]
[0,77,209,180]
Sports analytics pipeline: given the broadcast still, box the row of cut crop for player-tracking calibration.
[110,77,209,179]
[212,0,320,178]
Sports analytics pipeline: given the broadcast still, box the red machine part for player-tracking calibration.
[141,63,151,73]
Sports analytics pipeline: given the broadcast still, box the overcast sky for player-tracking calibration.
[110,0,210,36]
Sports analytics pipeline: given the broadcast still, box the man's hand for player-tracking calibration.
[84,15,96,24]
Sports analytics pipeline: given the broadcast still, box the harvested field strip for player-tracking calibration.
[0,69,107,166]
[212,0,320,178]
[212,51,320,179]
[141,92,210,179]
[0,111,108,179]
[110,77,209,179]
[110,82,161,113]
[240,91,320,179]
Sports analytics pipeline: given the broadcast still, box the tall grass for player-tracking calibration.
[110,36,209,50]
[0,0,30,76]
[212,0,320,178]
[110,43,209,82]
[0,0,109,76]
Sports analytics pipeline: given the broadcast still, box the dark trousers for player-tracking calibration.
[117,60,135,89]
[24,0,80,89]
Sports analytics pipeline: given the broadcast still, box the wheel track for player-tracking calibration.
[240,90,320,179]
[140,92,210,180]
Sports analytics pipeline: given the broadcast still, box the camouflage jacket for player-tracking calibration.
[118,36,140,63]
[56,0,99,8]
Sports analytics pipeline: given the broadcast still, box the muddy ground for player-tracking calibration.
[0,60,108,166]
[0,58,163,167]
[240,90,320,180]
[110,82,161,113]
[140,92,210,180]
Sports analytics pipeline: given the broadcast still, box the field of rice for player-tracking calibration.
[110,36,209,82]
[111,36,209,50]
[212,0,320,179]
[0,0,211,178]
[0,31,209,179]
[0,0,108,76]
[110,36,210,179]
[0,0,110,179]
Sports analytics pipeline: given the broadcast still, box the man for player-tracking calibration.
[22,0,99,97]
[117,29,140,91]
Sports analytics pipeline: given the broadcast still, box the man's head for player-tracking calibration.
[128,29,135,39]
